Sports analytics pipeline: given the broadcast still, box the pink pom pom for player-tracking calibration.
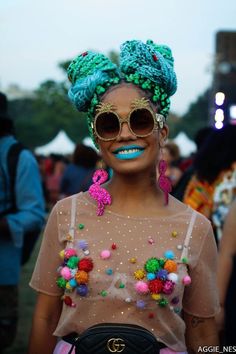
[135,281,149,294]
[60,266,72,280]
[100,250,111,260]
[64,248,77,258]
[182,275,191,285]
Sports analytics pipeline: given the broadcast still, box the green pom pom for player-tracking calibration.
[119,283,125,289]
[67,256,80,269]
[181,257,188,264]
[56,277,67,289]
[78,223,84,230]
[101,290,107,297]
[158,298,168,307]
[158,258,166,267]
[145,257,160,273]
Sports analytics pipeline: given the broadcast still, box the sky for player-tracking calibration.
[0,0,235,116]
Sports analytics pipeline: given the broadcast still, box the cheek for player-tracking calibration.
[148,134,160,161]
[97,142,112,162]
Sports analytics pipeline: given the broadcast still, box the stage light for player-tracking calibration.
[229,105,236,120]
[215,121,224,129]
[214,108,224,122]
[215,92,225,106]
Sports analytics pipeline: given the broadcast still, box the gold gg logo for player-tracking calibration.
[107,338,125,352]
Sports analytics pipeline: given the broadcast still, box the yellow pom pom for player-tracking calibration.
[66,282,72,291]
[164,260,177,273]
[151,293,161,301]
[59,250,65,259]
[130,257,137,264]
[172,231,178,237]
[134,269,146,280]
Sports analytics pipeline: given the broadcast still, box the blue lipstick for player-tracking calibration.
[113,145,145,160]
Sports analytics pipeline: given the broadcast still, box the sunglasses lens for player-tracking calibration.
[130,109,155,136]
[95,112,120,140]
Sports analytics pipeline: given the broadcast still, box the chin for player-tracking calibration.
[111,160,155,176]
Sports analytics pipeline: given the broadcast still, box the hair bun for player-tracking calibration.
[120,39,177,97]
[67,51,119,111]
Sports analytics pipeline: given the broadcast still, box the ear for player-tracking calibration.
[159,124,169,148]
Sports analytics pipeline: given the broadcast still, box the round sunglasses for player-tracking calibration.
[92,107,165,141]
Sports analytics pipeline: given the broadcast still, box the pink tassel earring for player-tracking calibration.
[89,169,112,216]
[158,159,172,205]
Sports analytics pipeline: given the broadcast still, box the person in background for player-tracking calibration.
[172,126,214,201]
[45,154,67,207]
[217,199,236,345]
[28,39,219,354]
[0,92,45,351]
[183,125,236,222]
[161,140,182,189]
[60,143,99,198]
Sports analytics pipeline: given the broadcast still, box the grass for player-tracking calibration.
[4,240,40,354]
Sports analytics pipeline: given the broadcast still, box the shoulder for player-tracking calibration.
[17,148,38,166]
[170,195,211,227]
[171,196,213,246]
[56,192,86,211]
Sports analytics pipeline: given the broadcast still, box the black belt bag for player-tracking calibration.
[63,323,166,354]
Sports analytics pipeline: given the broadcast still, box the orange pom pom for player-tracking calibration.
[75,270,89,284]
[164,260,177,273]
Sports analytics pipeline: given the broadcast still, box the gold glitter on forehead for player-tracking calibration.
[130,97,150,110]
[95,102,116,114]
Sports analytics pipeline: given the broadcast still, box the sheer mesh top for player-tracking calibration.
[30,192,219,351]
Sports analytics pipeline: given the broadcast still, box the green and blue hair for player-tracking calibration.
[68,39,177,141]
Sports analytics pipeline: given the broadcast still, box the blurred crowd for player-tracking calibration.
[36,143,100,209]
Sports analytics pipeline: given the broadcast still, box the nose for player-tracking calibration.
[117,122,136,141]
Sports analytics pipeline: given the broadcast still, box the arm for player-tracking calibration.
[182,219,220,350]
[6,150,45,246]
[28,292,62,354]
[184,312,219,353]
[217,199,236,329]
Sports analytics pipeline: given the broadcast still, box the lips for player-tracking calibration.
[113,145,145,160]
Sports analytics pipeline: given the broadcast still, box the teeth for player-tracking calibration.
[117,148,140,154]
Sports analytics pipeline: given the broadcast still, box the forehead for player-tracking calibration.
[101,83,144,108]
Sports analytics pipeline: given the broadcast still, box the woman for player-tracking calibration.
[217,199,236,345]
[28,40,219,354]
[60,143,99,198]
[161,141,183,188]
[183,125,236,242]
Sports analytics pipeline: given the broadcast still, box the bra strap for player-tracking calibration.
[181,210,197,260]
[67,195,77,247]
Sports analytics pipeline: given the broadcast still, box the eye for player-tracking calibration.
[95,112,120,139]
[130,109,155,135]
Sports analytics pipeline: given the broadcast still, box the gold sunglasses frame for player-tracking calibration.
[91,99,165,142]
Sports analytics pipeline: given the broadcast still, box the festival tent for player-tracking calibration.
[82,136,99,152]
[35,130,75,156]
[173,132,197,157]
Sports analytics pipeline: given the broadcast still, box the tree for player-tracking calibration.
[177,89,211,139]
[9,80,88,149]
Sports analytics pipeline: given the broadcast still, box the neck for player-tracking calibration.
[104,170,165,216]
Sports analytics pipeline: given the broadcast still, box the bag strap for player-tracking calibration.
[181,210,197,260]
